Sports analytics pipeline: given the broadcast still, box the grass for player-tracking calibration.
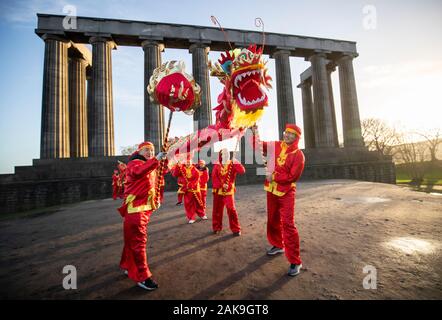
[395,161,442,186]
[396,179,442,185]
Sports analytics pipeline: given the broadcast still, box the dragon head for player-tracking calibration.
[209,44,272,129]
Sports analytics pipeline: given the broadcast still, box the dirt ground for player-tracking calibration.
[0,180,441,300]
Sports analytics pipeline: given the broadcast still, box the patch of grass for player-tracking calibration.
[396,178,442,185]
[395,161,442,185]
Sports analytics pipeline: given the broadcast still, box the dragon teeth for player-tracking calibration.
[234,69,261,88]
[234,74,242,88]
[238,93,265,106]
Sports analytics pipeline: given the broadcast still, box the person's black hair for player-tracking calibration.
[129,152,146,162]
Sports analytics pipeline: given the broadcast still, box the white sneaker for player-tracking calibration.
[288,263,302,277]
[188,219,196,224]
[123,270,128,276]
[137,278,159,291]
[201,215,208,220]
[267,246,285,256]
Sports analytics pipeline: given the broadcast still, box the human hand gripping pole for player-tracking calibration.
[155,152,167,161]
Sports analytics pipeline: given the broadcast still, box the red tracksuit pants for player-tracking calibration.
[201,190,207,213]
[267,189,302,265]
[120,211,152,282]
[184,192,205,220]
[212,193,241,233]
[118,186,124,199]
[177,192,184,203]
[160,187,165,204]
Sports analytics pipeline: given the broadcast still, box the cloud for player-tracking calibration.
[358,60,442,132]
[360,60,442,89]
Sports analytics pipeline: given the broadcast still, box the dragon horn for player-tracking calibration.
[254,17,266,54]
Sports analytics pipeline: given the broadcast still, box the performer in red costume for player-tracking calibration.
[211,148,245,235]
[117,162,127,199]
[251,123,305,276]
[118,141,167,291]
[196,159,209,214]
[172,154,207,224]
[176,185,184,205]
[174,161,185,206]
[112,170,120,200]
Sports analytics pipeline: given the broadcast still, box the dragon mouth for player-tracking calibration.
[232,67,268,111]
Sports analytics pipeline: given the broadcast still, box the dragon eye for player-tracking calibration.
[221,61,232,74]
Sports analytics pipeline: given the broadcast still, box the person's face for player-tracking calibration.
[198,161,205,168]
[221,149,229,164]
[283,131,297,145]
[139,147,154,159]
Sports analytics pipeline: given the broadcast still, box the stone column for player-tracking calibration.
[337,53,364,147]
[88,36,116,156]
[86,67,93,155]
[68,56,88,157]
[273,50,296,140]
[326,63,339,147]
[189,42,212,132]
[40,34,70,159]
[298,80,315,149]
[142,40,164,152]
[309,52,338,148]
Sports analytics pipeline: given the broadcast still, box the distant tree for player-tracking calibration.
[395,132,428,186]
[416,129,442,162]
[361,118,399,157]
[120,144,137,155]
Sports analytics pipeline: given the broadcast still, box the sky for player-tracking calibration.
[0,0,441,173]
